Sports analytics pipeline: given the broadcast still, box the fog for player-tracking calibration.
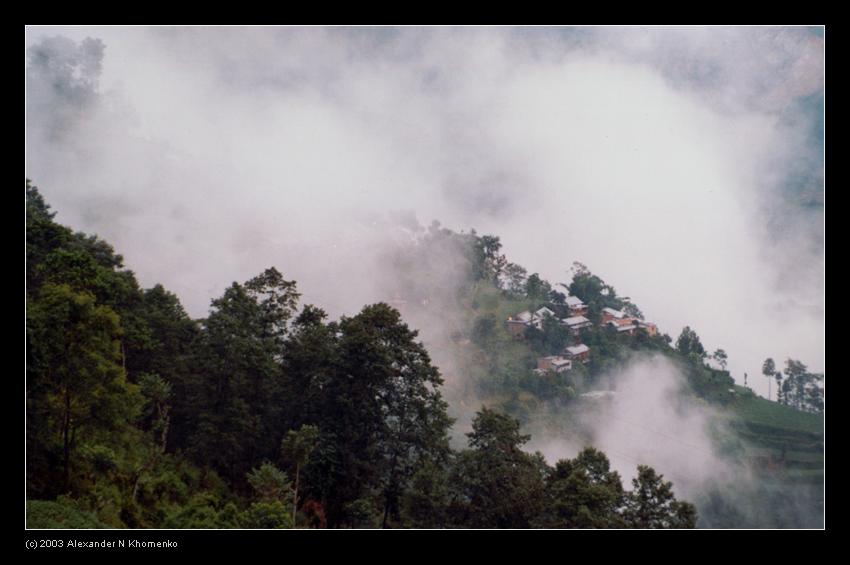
[528,356,735,497]
[526,354,822,527]
[25,26,823,403]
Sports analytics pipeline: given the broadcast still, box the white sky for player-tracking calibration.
[25,26,824,399]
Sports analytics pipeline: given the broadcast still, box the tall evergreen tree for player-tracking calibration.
[447,408,547,528]
[622,465,697,528]
[316,304,453,527]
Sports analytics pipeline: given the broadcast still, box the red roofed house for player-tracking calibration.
[601,307,625,324]
[564,343,590,363]
[536,356,573,374]
[607,317,637,335]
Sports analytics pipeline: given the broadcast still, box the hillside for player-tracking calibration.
[26,184,823,528]
[27,183,706,529]
[383,226,824,528]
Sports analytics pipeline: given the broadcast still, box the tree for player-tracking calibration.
[676,327,706,360]
[473,234,507,285]
[280,305,339,431]
[134,285,198,451]
[26,36,105,139]
[525,273,552,302]
[240,501,294,529]
[313,303,453,528]
[247,462,293,504]
[401,459,451,528]
[131,373,173,503]
[243,267,301,345]
[805,373,825,413]
[762,358,776,401]
[281,425,319,524]
[537,447,625,528]
[502,263,528,297]
[27,284,141,495]
[712,349,728,371]
[188,269,300,487]
[243,462,295,528]
[447,408,547,528]
[470,314,499,348]
[621,299,644,320]
[780,359,824,413]
[623,465,697,528]
[526,313,571,357]
[548,289,567,306]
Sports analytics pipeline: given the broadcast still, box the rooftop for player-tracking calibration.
[562,315,591,326]
[515,310,533,322]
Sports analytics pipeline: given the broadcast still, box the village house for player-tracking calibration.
[564,295,588,317]
[506,307,558,337]
[506,310,532,338]
[535,355,572,374]
[601,307,626,324]
[637,320,658,337]
[607,317,637,335]
[509,301,659,342]
[506,316,528,338]
[564,343,590,363]
[532,307,557,328]
[561,315,593,335]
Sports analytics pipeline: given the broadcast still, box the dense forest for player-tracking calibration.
[25,179,821,528]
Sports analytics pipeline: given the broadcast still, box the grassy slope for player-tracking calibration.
[730,386,823,434]
[468,283,825,476]
[724,387,824,486]
[442,280,824,526]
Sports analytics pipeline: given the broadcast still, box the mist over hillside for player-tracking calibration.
[25,27,823,402]
[25,26,824,529]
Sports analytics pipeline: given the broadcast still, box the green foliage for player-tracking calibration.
[401,459,451,528]
[762,358,776,378]
[246,463,293,504]
[470,314,499,348]
[676,326,706,359]
[535,447,625,528]
[474,234,507,285]
[281,425,319,473]
[28,184,817,529]
[186,271,299,487]
[343,498,380,528]
[162,494,239,529]
[502,262,528,298]
[27,282,142,497]
[27,498,107,528]
[524,273,551,302]
[712,349,728,371]
[779,359,823,413]
[447,408,548,528]
[240,501,294,529]
[280,424,319,521]
[567,262,628,314]
[623,466,697,528]
[315,303,454,527]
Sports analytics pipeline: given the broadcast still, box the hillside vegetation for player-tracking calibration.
[26,181,822,528]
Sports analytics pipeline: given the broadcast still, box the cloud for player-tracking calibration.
[525,354,822,528]
[25,26,823,402]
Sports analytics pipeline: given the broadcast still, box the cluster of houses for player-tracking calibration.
[506,295,657,375]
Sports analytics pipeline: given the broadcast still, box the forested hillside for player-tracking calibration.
[377,220,824,528]
[25,180,821,528]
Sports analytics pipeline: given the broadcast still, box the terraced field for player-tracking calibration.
[721,387,824,527]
